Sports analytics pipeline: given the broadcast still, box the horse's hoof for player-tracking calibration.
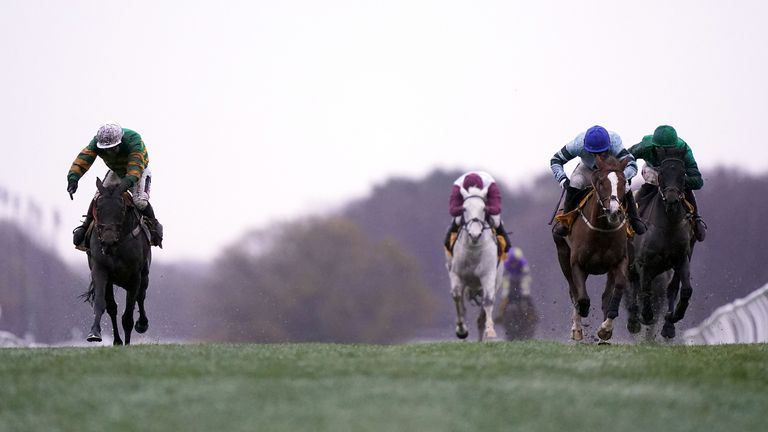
[597,339,611,346]
[113,339,124,346]
[597,328,613,341]
[571,329,583,341]
[577,299,590,318]
[135,319,149,334]
[456,329,469,339]
[86,333,102,343]
[627,318,641,334]
[485,328,497,339]
[661,323,676,339]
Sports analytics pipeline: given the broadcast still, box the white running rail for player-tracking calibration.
[683,283,768,344]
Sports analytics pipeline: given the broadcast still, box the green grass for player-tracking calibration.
[1,342,766,432]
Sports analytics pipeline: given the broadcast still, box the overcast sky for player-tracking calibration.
[1,1,767,262]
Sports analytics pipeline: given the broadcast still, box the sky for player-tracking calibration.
[1,0,767,263]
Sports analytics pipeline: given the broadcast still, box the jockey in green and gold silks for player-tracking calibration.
[629,125,707,241]
[68,128,148,188]
[67,122,163,249]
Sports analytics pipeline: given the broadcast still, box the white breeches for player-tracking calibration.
[102,168,152,210]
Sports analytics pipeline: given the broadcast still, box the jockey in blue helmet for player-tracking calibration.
[550,125,646,236]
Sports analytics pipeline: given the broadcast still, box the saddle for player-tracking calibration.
[445,227,508,262]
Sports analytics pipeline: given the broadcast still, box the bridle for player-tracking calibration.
[459,195,492,239]
[94,192,130,253]
[581,169,627,232]
[658,158,686,205]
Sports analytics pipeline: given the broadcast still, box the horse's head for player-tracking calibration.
[94,177,129,251]
[655,147,687,217]
[592,154,629,225]
[461,188,489,243]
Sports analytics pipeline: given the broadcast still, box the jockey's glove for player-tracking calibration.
[67,179,78,195]
[559,178,570,189]
[117,178,133,194]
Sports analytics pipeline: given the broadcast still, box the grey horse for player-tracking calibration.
[445,190,503,341]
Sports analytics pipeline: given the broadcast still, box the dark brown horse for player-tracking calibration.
[626,148,694,340]
[81,177,151,345]
[553,154,630,343]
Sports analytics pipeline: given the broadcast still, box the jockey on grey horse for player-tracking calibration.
[445,172,506,341]
[67,122,163,249]
[550,125,646,237]
[443,171,511,253]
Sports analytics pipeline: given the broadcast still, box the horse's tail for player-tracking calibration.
[79,280,95,305]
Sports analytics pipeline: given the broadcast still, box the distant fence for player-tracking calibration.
[683,283,768,344]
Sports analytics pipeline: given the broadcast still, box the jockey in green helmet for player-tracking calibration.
[628,125,707,241]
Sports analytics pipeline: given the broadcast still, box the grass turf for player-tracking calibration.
[1,341,766,432]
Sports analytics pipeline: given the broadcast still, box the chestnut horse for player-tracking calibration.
[553,155,630,343]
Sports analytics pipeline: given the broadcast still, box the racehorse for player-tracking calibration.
[553,154,630,343]
[81,177,152,345]
[446,188,503,341]
[626,148,694,340]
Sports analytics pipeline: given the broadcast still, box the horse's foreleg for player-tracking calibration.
[105,283,122,346]
[598,262,628,342]
[450,276,468,339]
[121,281,139,345]
[672,261,693,324]
[135,266,149,334]
[626,265,641,334]
[571,309,584,341]
[661,272,680,339]
[480,275,498,340]
[571,265,590,318]
[88,271,108,343]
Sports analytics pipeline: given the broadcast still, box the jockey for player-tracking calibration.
[629,125,707,241]
[67,122,163,249]
[499,247,532,305]
[494,247,536,331]
[550,125,646,237]
[443,171,511,253]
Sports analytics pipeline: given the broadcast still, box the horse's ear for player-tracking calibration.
[96,177,104,193]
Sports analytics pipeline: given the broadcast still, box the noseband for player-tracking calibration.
[658,159,686,205]
[591,171,625,217]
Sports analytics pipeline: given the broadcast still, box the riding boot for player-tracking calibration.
[496,220,512,253]
[554,187,580,237]
[624,191,647,235]
[684,189,707,242]
[443,219,459,252]
[139,202,164,248]
[73,199,95,248]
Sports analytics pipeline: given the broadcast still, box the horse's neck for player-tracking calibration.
[119,207,140,237]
